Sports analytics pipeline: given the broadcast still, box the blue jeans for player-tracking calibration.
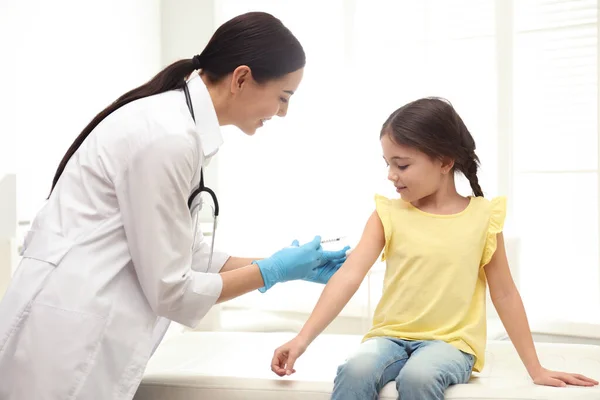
[331,337,475,400]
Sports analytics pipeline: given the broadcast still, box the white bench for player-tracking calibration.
[135,331,600,400]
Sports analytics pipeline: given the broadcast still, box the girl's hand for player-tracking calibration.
[531,367,599,387]
[271,336,309,377]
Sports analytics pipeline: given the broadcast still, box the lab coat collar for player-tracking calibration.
[186,72,224,158]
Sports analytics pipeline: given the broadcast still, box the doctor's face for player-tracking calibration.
[228,67,304,135]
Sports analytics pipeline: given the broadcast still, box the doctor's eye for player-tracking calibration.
[279,97,289,104]
[397,165,409,171]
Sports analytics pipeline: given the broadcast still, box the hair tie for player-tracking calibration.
[192,55,203,69]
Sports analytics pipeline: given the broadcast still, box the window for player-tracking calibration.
[213,0,599,323]
[512,0,599,322]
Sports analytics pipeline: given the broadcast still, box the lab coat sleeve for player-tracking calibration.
[189,220,230,273]
[114,135,223,328]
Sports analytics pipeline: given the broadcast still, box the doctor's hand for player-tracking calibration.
[255,236,323,292]
[271,335,309,377]
[303,244,350,285]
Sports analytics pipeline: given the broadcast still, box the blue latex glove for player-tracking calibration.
[255,236,323,293]
[303,244,351,284]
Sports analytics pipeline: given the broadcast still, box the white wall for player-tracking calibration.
[0,3,18,179]
[161,0,216,64]
[0,174,17,298]
[1,0,162,223]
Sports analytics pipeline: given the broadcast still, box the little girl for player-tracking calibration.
[270,98,598,399]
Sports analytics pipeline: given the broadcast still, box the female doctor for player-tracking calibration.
[0,12,348,400]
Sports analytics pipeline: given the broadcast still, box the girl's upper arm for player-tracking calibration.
[484,232,517,300]
[342,210,386,280]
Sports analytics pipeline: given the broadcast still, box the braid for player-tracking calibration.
[464,155,483,197]
[455,119,484,197]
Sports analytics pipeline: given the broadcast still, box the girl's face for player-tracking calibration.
[381,133,452,203]
[226,67,304,135]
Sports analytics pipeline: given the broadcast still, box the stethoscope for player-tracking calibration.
[183,82,219,272]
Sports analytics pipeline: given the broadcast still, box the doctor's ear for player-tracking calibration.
[230,65,253,94]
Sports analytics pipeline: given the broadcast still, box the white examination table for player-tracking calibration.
[134,332,600,400]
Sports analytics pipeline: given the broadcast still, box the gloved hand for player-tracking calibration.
[255,236,323,293]
[302,242,350,285]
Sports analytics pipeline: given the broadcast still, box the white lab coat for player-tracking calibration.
[0,72,230,400]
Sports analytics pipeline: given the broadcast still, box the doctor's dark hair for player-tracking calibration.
[380,97,484,197]
[49,11,305,195]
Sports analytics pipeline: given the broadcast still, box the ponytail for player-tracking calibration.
[49,58,198,196]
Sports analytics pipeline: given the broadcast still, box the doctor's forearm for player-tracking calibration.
[216,264,265,303]
[220,257,263,272]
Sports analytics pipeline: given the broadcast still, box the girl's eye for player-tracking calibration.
[280,97,289,104]
[398,165,409,170]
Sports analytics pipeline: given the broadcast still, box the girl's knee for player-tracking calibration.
[397,366,443,389]
[335,352,380,382]
[336,338,401,382]
[396,368,447,400]
[333,338,406,398]
[332,356,383,399]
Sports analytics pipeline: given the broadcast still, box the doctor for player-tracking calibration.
[0,11,348,400]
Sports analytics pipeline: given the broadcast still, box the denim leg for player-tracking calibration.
[331,337,408,400]
[395,340,475,400]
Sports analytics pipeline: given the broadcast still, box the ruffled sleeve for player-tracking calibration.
[374,194,393,261]
[480,196,507,267]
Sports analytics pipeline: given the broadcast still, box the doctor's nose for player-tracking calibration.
[277,102,288,118]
